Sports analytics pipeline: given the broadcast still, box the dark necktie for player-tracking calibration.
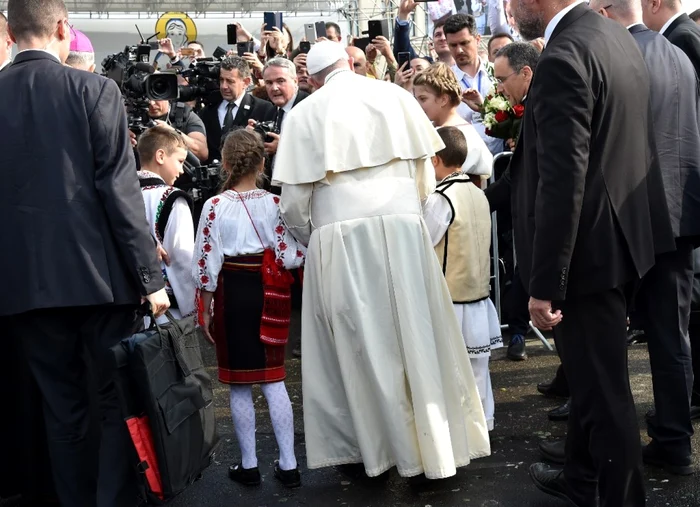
[275,108,285,131]
[222,101,236,133]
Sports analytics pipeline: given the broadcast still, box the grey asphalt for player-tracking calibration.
[170,334,700,507]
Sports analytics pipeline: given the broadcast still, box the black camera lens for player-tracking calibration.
[145,73,179,101]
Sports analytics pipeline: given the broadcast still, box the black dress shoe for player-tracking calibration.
[548,399,570,422]
[507,334,527,361]
[642,441,694,476]
[274,463,301,488]
[336,463,367,480]
[539,439,566,465]
[626,329,646,345]
[537,381,569,399]
[228,463,261,485]
[529,463,582,507]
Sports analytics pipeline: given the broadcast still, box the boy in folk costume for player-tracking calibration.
[137,126,196,323]
[423,126,503,430]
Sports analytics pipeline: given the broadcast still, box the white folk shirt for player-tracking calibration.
[138,170,196,322]
[192,189,305,293]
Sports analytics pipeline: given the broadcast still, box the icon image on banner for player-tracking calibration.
[153,12,198,70]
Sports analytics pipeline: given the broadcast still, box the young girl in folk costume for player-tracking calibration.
[423,127,503,431]
[413,62,494,187]
[193,130,306,488]
[137,126,195,323]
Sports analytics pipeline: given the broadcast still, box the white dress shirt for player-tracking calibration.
[217,93,246,128]
[0,59,11,71]
[16,48,60,63]
[660,11,685,35]
[544,0,587,43]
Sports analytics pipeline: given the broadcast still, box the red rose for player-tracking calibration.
[198,259,206,267]
[202,227,210,236]
[212,198,220,205]
[208,212,216,221]
[200,275,209,285]
[495,110,509,123]
[203,243,212,253]
[279,242,288,251]
[512,104,525,118]
[485,128,493,136]
[275,225,285,234]
[273,196,280,204]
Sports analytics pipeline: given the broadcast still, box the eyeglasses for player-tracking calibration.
[495,70,518,84]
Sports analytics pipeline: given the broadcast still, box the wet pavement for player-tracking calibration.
[170,334,700,507]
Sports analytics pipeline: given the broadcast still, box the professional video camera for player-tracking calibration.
[175,153,223,222]
[102,41,181,134]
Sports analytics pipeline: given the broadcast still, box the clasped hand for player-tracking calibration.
[528,297,563,330]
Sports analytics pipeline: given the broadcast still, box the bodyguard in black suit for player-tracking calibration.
[643,3,700,78]
[0,1,170,506]
[197,55,275,164]
[508,0,674,505]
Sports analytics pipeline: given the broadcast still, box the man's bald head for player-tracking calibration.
[640,0,684,32]
[0,12,7,37]
[346,46,367,76]
[0,12,13,67]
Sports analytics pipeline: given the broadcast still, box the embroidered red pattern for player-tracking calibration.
[196,197,220,288]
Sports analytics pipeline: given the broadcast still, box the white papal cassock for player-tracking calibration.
[272,68,491,479]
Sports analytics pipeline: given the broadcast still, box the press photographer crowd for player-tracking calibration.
[3,0,700,505]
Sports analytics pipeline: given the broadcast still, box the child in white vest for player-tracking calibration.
[136,126,196,324]
[424,126,503,430]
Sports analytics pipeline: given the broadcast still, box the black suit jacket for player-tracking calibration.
[198,91,275,164]
[510,5,674,301]
[0,51,163,316]
[664,13,700,79]
[630,24,700,240]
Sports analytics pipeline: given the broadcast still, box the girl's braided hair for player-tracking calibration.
[220,129,266,190]
[413,62,463,108]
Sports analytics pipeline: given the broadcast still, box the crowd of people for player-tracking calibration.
[2,0,700,506]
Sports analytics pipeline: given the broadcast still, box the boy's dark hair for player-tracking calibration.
[187,40,204,49]
[443,14,479,37]
[137,126,186,164]
[436,126,468,169]
[8,0,67,41]
[691,8,700,21]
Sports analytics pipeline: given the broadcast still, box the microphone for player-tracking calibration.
[133,62,156,74]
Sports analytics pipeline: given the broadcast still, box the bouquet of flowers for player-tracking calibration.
[481,89,524,142]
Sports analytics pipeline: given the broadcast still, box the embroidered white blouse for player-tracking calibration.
[193,189,306,292]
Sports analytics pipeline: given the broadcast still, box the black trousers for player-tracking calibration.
[637,240,694,461]
[6,305,142,507]
[505,266,530,337]
[691,312,700,406]
[555,286,645,507]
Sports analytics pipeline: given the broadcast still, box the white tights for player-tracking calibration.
[229,381,297,471]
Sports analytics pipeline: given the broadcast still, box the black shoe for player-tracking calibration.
[548,399,570,422]
[274,463,301,488]
[336,463,367,480]
[539,439,566,465]
[626,329,646,345]
[507,334,527,361]
[642,441,694,476]
[537,381,569,399]
[528,463,583,507]
[228,463,261,485]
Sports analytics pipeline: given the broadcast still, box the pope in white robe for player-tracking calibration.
[272,41,491,480]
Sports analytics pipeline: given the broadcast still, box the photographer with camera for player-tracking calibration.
[248,58,308,159]
[142,95,209,162]
[198,55,275,165]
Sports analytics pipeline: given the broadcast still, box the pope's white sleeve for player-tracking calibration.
[279,183,314,246]
[415,156,437,206]
[423,192,452,247]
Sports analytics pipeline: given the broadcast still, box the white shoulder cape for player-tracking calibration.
[272,70,445,185]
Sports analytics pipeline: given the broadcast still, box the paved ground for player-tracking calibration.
[170,334,700,507]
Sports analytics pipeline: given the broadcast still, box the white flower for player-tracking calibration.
[483,112,496,129]
[488,96,509,112]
